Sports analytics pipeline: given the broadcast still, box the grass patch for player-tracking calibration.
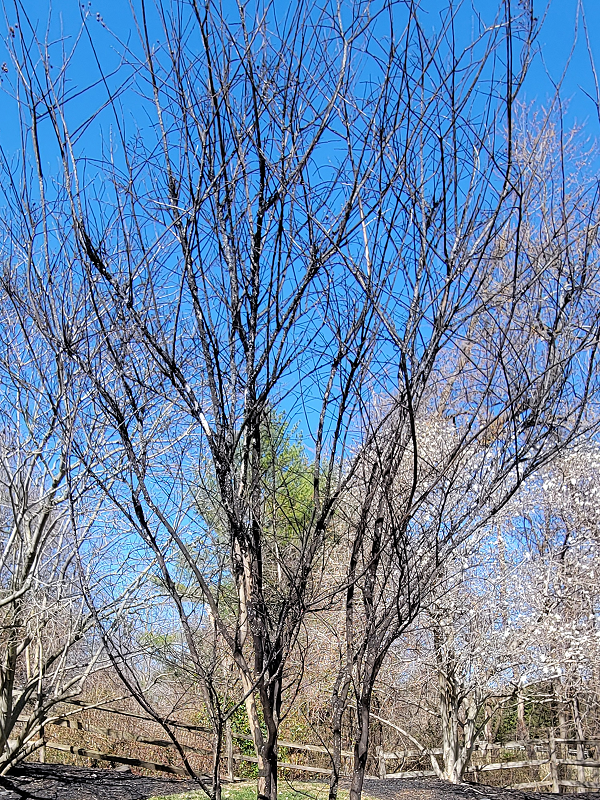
[149,780,376,800]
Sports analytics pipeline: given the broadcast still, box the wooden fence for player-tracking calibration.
[226,729,600,793]
[19,703,600,793]
[17,702,212,777]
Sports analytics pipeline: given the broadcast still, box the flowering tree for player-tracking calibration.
[507,446,600,734]
[380,443,600,785]
[415,542,527,783]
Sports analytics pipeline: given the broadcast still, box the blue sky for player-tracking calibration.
[526,0,600,134]
[1,0,599,160]
[3,3,600,100]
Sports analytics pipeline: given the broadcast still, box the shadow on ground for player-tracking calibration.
[4,766,600,800]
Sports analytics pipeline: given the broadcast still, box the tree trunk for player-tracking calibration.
[558,706,569,740]
[349,690,372,800]
[257,683,280,800]
[241,676,280,800]
[436,633,462,783]
[257,740,278,800]
[329,666,351,800]
[435,631,481,784]
[516,694,528,741]
[438,684,481,783]
[484,701,493,744]
[257,662,282,800]
[238,671,271,799]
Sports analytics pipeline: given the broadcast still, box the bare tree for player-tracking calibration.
[2,2,600,800]
[0,2,399,797]
[0,279,109,773]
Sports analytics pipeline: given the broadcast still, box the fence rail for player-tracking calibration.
[228,729,600,792]
[45,741,190,776]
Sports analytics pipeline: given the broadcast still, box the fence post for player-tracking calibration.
[575,737,586,794]
[377,746,386,780]
[549,727,560,794]
[226,722,234,782]
[573,697,586,794]
[37,674,45,763]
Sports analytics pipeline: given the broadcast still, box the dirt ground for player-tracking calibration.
[3,765,600,800]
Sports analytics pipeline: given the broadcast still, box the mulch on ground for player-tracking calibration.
[4,766,600,800]
[359,777,600,800]
[0,763,198,800]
